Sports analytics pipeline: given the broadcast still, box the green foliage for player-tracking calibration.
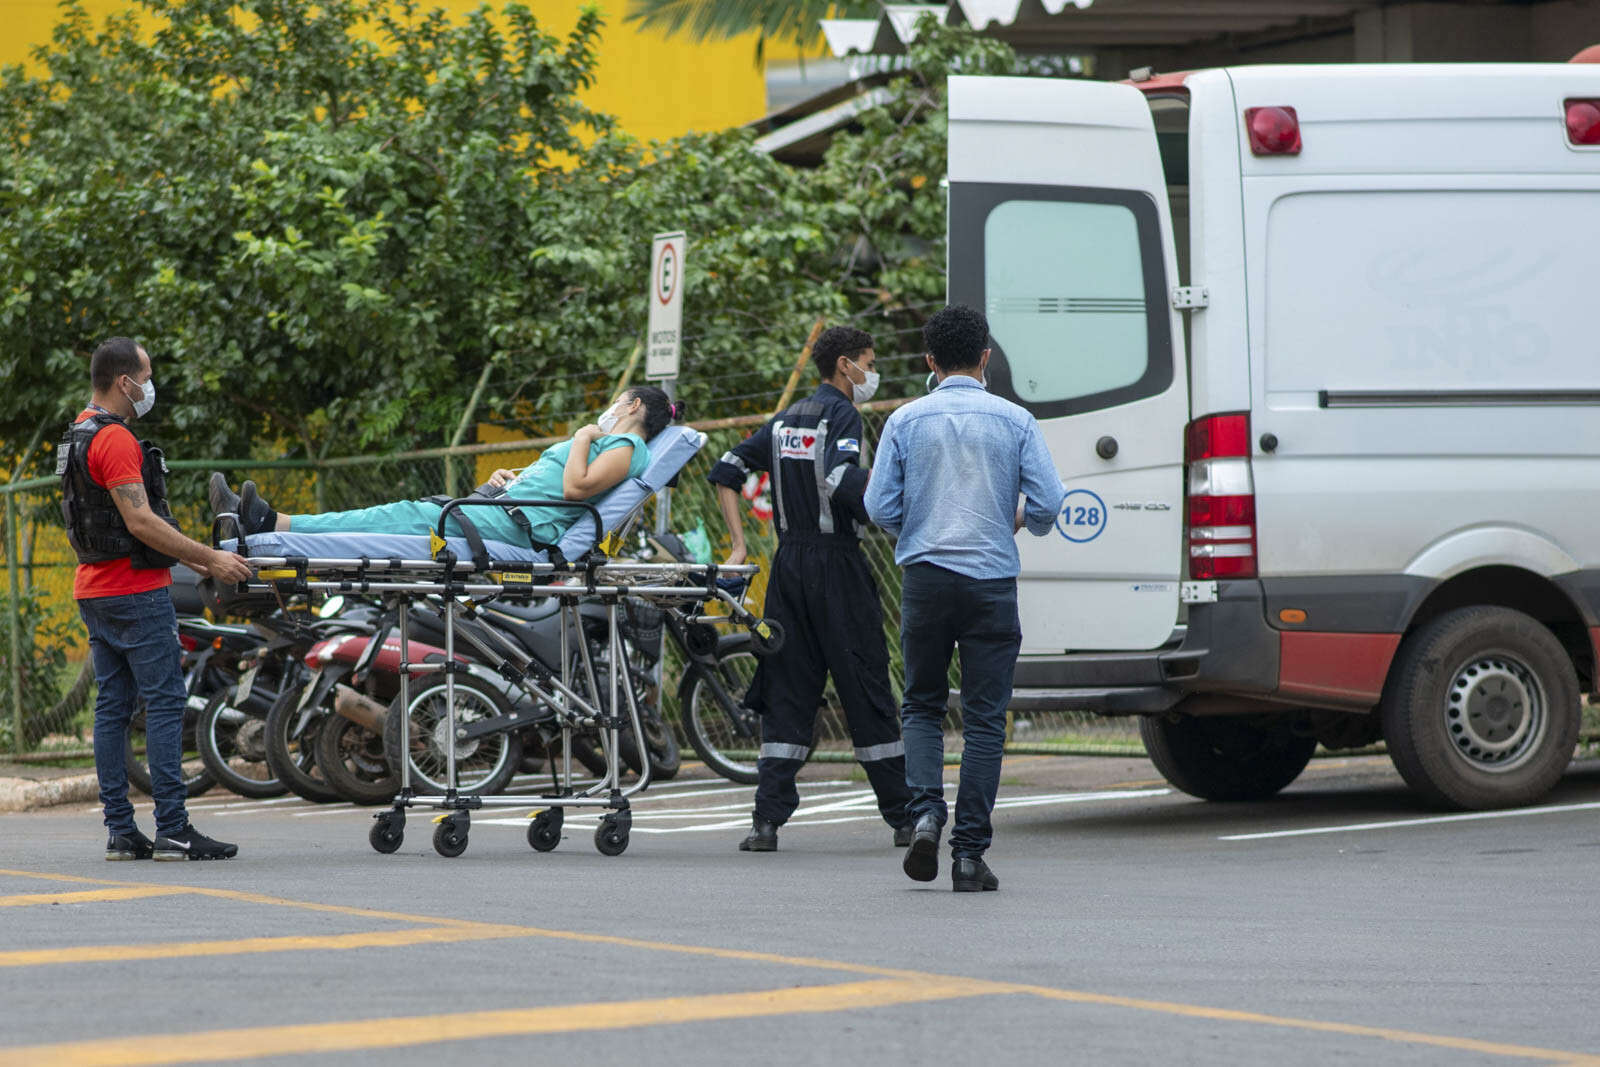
[622,0,875,52]
[0,588,74,749]
[0,3,1015,472]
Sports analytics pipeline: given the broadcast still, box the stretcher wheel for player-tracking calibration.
[594,813,629,857]
[684,622,719,659]
[433,813,469,858]
[751,619,786,657]
[527,808,563,852]
[369,811,404,854]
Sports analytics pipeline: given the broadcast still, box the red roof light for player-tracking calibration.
[1245,106,1301,156]
[1567,99,1600,146]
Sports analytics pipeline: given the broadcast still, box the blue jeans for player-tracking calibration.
[899,563,1021,859]
[79,588,189,836]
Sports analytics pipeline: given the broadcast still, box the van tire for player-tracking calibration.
[1380,607,1578,810]
[1139,714,1317,801]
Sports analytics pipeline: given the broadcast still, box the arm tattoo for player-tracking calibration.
[113,483,149,510]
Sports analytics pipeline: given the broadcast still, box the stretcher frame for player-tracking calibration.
[214,496,768,858]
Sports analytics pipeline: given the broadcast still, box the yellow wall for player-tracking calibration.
[0,1,774,142]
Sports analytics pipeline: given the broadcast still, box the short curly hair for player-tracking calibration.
[811,325,874,380]
[922,304,989,372]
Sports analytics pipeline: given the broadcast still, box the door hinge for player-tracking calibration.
[1170,286,1209,310]
[1180,581,1218,604]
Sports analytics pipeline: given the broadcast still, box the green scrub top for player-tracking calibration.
[501,433,650,547]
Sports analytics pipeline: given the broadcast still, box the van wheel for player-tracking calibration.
[1381,607,1578,810]
[1139,714,1317,801]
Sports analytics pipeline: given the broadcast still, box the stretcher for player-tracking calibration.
[208,426,777,857]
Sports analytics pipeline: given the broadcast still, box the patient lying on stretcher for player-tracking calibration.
[208,386,677,552]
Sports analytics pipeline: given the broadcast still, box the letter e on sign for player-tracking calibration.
[647,231,686,380]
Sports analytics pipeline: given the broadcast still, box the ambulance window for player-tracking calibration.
[985,201,1148,404]
[947,182,1173,420]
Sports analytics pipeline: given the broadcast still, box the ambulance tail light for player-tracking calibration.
[1186,413,1258,580]
[1566,99,1600,145]
[1244,106,1301,156]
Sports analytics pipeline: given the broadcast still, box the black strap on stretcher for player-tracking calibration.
[423,493,569,571]
[431,497,603,575]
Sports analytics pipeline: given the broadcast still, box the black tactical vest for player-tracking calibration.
[56,411,181,570]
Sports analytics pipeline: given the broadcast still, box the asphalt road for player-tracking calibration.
[4,752,1600,1066]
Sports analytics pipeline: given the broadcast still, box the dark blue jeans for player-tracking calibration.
[899,563,1021,859]
[79,588,189,836]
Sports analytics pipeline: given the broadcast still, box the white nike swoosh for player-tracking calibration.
[163,839,191,850]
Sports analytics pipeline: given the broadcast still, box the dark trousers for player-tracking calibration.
[899,563,1021,858]
[79,588,190,836]
[750,538,911,828]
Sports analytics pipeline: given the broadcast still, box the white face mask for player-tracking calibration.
[598,399,633,435]
[125,376,156,418]
[844,358,879,404]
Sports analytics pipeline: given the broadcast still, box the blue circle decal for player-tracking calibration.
[1056,489,1107,544]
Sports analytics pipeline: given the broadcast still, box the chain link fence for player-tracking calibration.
[0,405,1143,761]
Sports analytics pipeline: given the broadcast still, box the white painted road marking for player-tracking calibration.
[1219,800,1600,842]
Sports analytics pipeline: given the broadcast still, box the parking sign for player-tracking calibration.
[647,231,685,380]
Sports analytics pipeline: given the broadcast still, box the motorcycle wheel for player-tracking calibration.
[381,677,521,796]
[262,682,343,804]
[314,713,397,805]
[195,688,287,799]
[679,642,764,786]
[125,701,216,799]
[617,704,682,781]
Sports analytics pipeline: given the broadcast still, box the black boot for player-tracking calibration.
[893,822,914,848]
[207,472,240,519]
[952,856,999,893]
[738,817,778,852]
[238,481,278,535]
[901,813,940,882]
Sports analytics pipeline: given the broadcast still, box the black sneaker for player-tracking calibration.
[153,825,238,861]
[238,481,278,535]
[106,828,154,861]
[207,472,240,519]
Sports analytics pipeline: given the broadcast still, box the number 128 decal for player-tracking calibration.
[1056,489,1107,543]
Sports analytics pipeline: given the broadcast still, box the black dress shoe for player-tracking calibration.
[738,818,778,852]
[893,822,914,848]
[952,856,999,892]
[901,813,940,882]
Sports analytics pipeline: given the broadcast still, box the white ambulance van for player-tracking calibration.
[946,63,1600,810]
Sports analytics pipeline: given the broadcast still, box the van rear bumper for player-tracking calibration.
[1006,580,1279,715]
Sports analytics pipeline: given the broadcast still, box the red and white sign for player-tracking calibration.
[647,231,685,380]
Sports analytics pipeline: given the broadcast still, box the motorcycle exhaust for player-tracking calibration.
[332,685,387,733]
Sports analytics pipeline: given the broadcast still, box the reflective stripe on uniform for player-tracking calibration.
[718,451,750,475]
[760,742,810,761]
[814,416,832,535]
[853,740,905,763]
[824,463,851,494]
[770,420,788,534]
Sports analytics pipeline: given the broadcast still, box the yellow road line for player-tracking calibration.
[0,887,190,907]
[0,978,991,1067]
[0,924,533,969]
[1015,985,1600,1064]
[3,867,1595,1064]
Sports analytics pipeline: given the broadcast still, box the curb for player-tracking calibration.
[0,773,100,813]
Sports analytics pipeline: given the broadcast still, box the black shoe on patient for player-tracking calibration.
[901,813,940,882]
[237,481,278,535]
[738,817,778,852]
[105,827,154,861]
[952,857,999,893]
[207,472,240,519]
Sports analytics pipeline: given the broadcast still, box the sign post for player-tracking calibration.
[647,231,685,536]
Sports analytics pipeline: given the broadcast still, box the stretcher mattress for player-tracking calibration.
[225,425,705,564]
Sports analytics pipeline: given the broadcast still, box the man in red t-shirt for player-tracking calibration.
[66,337,252,862]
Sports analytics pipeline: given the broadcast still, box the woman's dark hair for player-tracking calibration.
[624,385,677,439]
[922,304,990,371]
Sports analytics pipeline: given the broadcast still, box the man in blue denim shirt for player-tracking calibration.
[865,305,1064,891]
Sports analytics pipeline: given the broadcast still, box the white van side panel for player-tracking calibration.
[1230,66,1600,587]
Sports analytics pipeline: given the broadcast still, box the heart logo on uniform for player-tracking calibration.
[802,435,815,448]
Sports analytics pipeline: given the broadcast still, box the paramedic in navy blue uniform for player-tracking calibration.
[707,326,913,853]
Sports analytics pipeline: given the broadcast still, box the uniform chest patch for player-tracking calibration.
[778,427,817,461]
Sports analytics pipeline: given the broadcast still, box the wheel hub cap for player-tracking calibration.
[431,718,479,760]
[1445,657,1543,768]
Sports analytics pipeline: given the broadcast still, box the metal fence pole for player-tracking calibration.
[6,489,23,752]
